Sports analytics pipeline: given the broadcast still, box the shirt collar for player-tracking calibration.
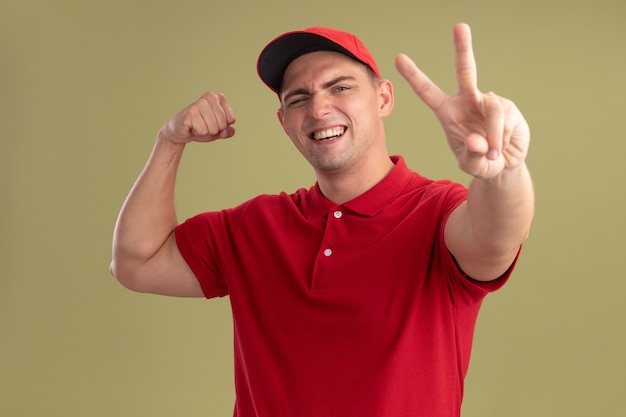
[308,155,413,218]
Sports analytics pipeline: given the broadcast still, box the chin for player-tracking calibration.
[309,154,352,173]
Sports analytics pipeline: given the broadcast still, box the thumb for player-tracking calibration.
[194,124,236,143]
[220,125,236,139]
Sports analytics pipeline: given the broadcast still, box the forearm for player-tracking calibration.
[110,135,186,276]
[466,162,535,255]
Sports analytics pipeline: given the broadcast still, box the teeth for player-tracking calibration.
[312,127,345,140]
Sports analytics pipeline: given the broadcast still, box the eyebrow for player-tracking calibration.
[282,75,357,103]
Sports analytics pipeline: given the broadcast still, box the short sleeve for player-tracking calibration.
[174,211,232,299]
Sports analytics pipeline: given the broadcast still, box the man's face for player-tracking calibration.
[277,51,392,174]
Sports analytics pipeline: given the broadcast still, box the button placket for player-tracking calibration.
[325,209,343,256]
[311,207,344,292]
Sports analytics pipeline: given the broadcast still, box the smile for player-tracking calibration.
[310,126,346,141]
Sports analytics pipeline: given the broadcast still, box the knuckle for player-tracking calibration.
[200,91,225,103]
[185,104,201,118]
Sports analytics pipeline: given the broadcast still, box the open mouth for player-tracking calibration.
[310,126,346,141]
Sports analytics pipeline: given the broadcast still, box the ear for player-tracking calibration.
[276,107,289,135]
[377,79,394,117]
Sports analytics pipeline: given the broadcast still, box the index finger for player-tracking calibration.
[453,23,479,96]
[394,53,447,111]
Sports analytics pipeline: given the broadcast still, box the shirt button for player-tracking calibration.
[323,248,333,257]
[333,210,343,219]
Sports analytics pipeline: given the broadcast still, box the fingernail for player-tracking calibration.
[487,149,499,160]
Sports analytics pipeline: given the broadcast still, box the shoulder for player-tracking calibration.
[206,186,319,226]
[392,155,467,201]
[244,186,315,210]
[401,171,467,211]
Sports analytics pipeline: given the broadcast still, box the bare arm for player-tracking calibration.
[445,163,534,281]
[110,92,236,296]
[395,23,534,281]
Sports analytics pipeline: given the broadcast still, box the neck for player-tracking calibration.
[316,154,395,204]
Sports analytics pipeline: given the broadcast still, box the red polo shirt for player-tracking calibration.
[175,155,512,417]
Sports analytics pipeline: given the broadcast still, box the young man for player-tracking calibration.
[110,24,534,416]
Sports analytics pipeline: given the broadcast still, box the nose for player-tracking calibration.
[308,92,331,119]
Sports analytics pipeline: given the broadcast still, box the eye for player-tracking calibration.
[333,85,350,93]
[288,96,308,107]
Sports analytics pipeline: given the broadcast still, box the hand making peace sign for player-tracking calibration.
[395,23,530,180]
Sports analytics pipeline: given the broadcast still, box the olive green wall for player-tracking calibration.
[2,0,624,415]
